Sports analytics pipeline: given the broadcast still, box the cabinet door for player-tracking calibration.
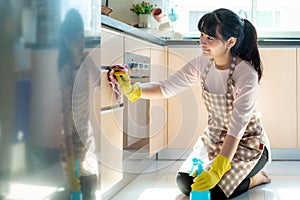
[167,47,207,148]
[101,28,124,66]
[101,28,124,108]
[258,48,297,148]
[101,107,123,193]
[149,44,167,155]
[297,48,300,148]
[124,34,150,57]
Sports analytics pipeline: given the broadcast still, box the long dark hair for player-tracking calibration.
[198,8,262,81]
[58,9,84,71]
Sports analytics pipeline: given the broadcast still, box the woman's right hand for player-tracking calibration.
[114,71,141,102]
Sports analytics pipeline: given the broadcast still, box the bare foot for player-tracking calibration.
[249,171,271,189]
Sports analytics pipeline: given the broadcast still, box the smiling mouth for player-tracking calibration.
[201,48,210,53]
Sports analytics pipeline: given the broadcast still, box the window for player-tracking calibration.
[170,0,300,38]
[256,0,300,35]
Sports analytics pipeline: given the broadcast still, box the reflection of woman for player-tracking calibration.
[114,8,271,200]
[58,9,100,200]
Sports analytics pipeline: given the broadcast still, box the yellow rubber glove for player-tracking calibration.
[191,154,231,191]
[66,156,81,192]
[114,71,141,102]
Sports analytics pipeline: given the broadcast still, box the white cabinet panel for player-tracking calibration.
[297,48,300,148]
[101,28,124,108]
[149,44,167,155]
[101,28,124,66]
[166,47,298,149]
[101,107,123,193]
[167,47,207,148]
[258,48,297,148]
[124,34,150,57]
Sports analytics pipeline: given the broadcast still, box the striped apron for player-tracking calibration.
[200,58,264,197]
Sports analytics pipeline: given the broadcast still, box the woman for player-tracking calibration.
[58,9,100,200]
[114,8,271,199]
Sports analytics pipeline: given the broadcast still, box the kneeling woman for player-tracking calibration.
[113,8,272,200]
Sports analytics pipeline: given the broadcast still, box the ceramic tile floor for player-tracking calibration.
[111,160,300,200]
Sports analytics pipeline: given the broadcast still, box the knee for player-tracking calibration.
[176,172,193,196]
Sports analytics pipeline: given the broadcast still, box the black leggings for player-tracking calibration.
[176,148,269,200]
[80,174,98,200]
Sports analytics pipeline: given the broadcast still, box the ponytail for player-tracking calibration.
[236,19,263,82]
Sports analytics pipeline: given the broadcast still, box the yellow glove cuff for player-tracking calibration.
[210,154,231,179]
[127,84,141,102]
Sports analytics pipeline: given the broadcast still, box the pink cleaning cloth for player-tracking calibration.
[107,64,130,103]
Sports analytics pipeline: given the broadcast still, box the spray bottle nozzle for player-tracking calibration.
[189,158,204,177]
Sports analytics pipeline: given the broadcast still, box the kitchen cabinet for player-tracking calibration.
[298,48,300,148]
[102,30,167,157]
[165,47,298,151]
[100,29,124,196]
[101,28,124,108]
[100,28,169,199]
[101,28,124,67]
[257,48,297,148]
[100,107,123,193]
[149,44,167,155]
[123,34,150,152]
[100,69,124,196]
[124,34,151,57]
[166,47,208,149]
[123,34,152,154]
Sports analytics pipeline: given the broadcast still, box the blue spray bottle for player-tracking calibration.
[70,159,83,200]
[189,158,211,200]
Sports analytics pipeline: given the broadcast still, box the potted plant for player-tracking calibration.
[130,1,154,15]
[130,1,154,28]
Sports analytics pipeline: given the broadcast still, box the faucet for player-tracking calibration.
[238,9,248,19]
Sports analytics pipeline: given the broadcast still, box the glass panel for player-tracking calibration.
[256,0,300,37]
[171,0,300,38]
[172,0,252,37]
[0,0,101,199]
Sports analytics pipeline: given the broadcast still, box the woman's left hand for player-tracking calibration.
[191,154,231,191]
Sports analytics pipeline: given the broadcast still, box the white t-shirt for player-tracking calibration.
[159,54,262,140]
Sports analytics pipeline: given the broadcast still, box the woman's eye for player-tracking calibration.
[200,33,215,41]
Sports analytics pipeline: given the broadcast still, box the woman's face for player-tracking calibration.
[199,32,228,59]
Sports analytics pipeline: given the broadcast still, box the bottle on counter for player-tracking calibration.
[189,158,211,200]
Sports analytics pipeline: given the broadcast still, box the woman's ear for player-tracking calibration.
[226,37,237,49]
